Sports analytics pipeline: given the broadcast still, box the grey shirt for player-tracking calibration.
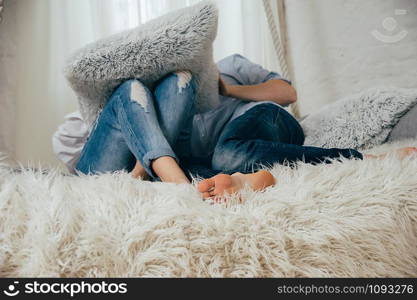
[52,54,289,172]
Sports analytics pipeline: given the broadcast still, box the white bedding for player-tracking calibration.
[0,139,416,277]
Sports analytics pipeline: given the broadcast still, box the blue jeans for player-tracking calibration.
[76,71,197,179]
[76,74,363,180]
[184,103,363,178]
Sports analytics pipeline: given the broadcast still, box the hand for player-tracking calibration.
[218,74,230,97]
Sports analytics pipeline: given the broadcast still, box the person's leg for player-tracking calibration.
[129,71,197,178]
[211,103,363,174]
[200,104,417,198]
[75,79,189,183]
[153,71,196,156]
[198,103,362,198]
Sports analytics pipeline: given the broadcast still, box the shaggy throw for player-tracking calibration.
[301,87,417,150]
[65,1,219,125]
[1,139,416,277]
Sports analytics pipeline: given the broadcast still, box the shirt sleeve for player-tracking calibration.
[217,54,291,86]
[52,111,90,173]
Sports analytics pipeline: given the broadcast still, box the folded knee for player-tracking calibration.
[175,70,194,92]
[115,79,150,112]
[129,80,149,112]
[159,70,195,93]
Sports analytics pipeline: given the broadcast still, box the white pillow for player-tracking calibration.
[65,1,219,125]
[301,87,417,150]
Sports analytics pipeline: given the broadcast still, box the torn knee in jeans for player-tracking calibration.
[130,80,149,112]
[174,71,192,93]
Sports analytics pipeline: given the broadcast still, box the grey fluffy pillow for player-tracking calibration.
[65,1,219,125]
[300,87,417,150]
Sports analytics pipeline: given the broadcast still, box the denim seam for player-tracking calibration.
[116,94,155,175]
[116,94,180,179]
[142,149,179,178]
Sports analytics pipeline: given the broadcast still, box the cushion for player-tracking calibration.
[65,1,219,125]
[388,103,417,142]
[300,87,417,150]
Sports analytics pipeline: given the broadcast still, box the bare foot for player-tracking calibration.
[396,147,417,159]
[364,147,417,160]
[197,170,276,200]
[131,160,149,180]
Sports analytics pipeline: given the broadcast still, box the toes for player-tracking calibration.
[405,147,417,155]
[197,178,215,193]
[202,192,211,199]
[200,174,237,202]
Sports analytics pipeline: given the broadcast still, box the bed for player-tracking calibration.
[1,1,416,278]
[1,135,416,277]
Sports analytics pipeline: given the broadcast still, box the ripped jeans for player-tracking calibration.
[76,71,196,179]
[184,103,363,178]
[76,72,363,180]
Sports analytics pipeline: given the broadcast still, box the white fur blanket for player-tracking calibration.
[1,139,416,277]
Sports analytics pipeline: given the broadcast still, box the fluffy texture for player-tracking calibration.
[301,87,417,150]
[1,139,416,277]
[65,1,219,125]
[388,104,417,142]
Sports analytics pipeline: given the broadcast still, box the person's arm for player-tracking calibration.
[219,76,297,106]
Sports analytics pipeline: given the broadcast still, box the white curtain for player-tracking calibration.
[4,0,278,166]
[0,0,17,163]
[47,0,278,117]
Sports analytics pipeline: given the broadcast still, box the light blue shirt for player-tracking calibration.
[190,54,290,158]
